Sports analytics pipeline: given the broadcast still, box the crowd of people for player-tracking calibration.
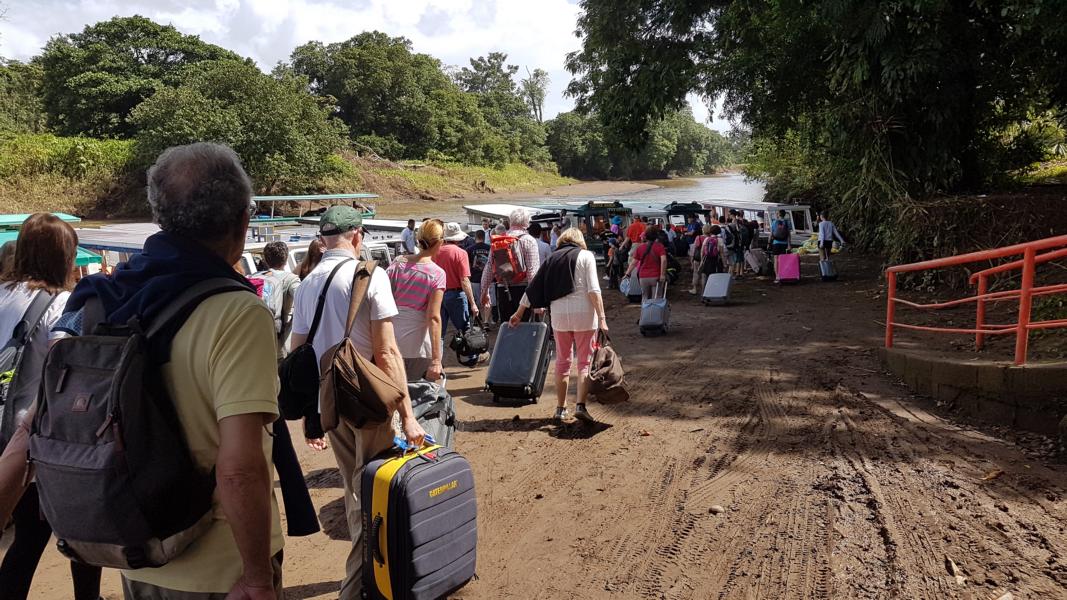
[0,141,847,600]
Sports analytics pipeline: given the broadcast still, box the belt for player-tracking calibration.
[446,288,463,292]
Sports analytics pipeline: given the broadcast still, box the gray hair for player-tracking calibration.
[509,207,531,229]
[493,224,507,235]
[147,142,253,241]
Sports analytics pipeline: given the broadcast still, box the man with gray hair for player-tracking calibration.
[55,142,285,599]
[289,205,425,600]
[479,207,541,323]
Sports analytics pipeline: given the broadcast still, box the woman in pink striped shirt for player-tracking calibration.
[387,219,447,381]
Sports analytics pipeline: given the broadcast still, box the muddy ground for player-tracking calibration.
[19,253,1067,599]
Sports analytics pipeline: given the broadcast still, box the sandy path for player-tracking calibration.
[16,253,1067,599]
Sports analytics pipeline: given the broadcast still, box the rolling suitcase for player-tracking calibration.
[362,443,477,600]
[409,380,456,449]
[745,248,769,275]
[776,253,800,284]
[639,282,670,336]
[702,273,732,305]
[819,259,838,282]
[485,320,551,403]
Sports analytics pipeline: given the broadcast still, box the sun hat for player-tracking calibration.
[442,222,467,242]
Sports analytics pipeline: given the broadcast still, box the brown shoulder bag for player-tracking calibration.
[586,331,629,404]
[319,261,407,431]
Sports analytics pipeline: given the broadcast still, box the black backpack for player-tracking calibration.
[29,279,251,569]
[278,258,352,420]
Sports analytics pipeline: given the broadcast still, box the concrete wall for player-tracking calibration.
[880,348,1067,442]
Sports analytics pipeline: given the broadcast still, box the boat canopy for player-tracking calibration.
[0,212,81,229]
[0,230,100,267]
[253,193,379,218]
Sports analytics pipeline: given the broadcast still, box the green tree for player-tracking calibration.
[0,60,46,133]
[38,16,240,138]
[130,60,347,192]
[566,0,1067,248]
[457,53,551,166]
[520,68,550,123]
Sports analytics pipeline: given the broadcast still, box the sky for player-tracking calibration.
[0,0,729,131]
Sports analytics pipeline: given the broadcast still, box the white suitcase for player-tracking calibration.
[745,249,769,275]
[702,273,732,305]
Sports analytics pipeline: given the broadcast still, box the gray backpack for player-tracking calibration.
[0,290,56,450]
[29,279,251,569]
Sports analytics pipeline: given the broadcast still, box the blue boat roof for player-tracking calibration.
[0,212,81,228]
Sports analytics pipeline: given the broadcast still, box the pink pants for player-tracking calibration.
[554,329,597,377]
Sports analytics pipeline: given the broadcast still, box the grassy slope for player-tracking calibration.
[0,136,575,218]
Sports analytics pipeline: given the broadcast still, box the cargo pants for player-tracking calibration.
[328,417,397,600]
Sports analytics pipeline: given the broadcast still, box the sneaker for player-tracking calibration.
[477,352,491,364]
[574,403,595,423]
[554,406,568,422]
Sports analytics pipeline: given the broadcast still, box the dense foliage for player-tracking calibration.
[566,0,1067,253]
[0,60,46,133]
[130,60,347,192]
[37,16,240,138]
[546,107,733,179]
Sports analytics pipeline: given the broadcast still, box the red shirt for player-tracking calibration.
[433,243,471,290]
[633,241,666,278]
[626,221,647,243]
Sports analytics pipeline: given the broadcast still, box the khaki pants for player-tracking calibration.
[328,418,396,600]
[121,552,283,599]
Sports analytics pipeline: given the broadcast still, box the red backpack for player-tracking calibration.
[490,234,529,286]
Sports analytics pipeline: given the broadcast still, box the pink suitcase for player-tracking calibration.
[776,253,800,283]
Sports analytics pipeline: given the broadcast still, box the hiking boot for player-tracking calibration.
[574,403,595,423]
[554,406,568,422]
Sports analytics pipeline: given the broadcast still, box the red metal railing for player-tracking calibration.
[885,234,1067,365]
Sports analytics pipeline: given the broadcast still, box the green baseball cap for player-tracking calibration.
[319,205,363,235]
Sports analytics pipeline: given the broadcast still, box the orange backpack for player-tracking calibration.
[490,234,529,286]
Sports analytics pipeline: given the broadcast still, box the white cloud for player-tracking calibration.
[0,0,731,131]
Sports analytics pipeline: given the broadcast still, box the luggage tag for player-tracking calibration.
[393,435,439,461]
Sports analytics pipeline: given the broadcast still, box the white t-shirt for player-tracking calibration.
[521,249,601,332]
[0,284,70,409]
[291,250,399,365]
[400,227,416,254]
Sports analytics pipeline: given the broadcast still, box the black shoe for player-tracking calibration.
[574,403,595,423]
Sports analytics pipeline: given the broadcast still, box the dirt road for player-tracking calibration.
[22,253,1067,599]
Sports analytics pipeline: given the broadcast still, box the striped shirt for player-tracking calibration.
[480,230,541,292]
[387,260,446,311]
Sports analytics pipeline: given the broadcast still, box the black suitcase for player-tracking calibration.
[362,444,477,600]
[485,321,551,404]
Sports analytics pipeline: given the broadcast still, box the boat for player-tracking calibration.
[252,193,378,221]
[0,212,81,230]
[75,221,397,276]
[462,203,560,231]
[697,199,814,245]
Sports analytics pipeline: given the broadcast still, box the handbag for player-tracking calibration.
[449,314,488,361]
[586,331,629,404]
[278,258,352,420]
[319,261,407,432]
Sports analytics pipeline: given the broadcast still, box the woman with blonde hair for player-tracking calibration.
[509,228,608,423]
[387,218,447,381]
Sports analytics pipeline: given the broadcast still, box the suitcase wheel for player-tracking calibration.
[523,385,532,396]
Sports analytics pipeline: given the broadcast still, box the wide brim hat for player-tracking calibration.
[443,222,467,241]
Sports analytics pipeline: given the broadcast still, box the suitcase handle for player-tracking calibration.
[369,514,385,564]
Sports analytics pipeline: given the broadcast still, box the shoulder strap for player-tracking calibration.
[146,278,254,339]
[307,258,353,345]
[344,260,379,336]
[11,291,57,347]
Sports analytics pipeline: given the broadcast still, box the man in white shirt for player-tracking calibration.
[400,219,416,255]
[289,206,425,600]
